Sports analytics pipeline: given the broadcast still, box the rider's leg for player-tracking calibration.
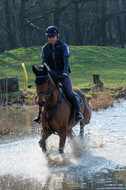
[71,93,84,122]
[32,105,41,123]
[62,73,84,122]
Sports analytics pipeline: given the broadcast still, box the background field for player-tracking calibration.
[0,46,126,91]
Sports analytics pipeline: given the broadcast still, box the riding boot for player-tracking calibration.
[71,94,84,122]
[32,106,41,124]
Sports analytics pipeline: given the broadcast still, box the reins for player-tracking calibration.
[40,94,63,135]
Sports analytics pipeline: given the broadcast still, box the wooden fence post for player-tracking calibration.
[93,74,103,86]
[0,77,19,93]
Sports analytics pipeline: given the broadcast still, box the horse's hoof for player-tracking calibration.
[79,134,84,139]
[39,139,46,153]
[79,131,84,139]
[39,144,46,153]
[42,148,47,153]
[59,147,64,154]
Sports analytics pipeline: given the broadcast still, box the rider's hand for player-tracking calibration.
[58,73,67,82]
[49,69,57,78]
[63,73,67,77]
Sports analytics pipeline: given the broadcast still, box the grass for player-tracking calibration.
[0,46,41,90]
[0,45,126,89]
[70,46,126,88]
[0,45,126,105]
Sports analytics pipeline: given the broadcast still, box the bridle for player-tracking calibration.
[37,77,51,96]
[36,76,58,106]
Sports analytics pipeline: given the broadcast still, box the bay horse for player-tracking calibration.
[32,65,91,154]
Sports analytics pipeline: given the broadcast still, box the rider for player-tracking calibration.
[33,26,84,123]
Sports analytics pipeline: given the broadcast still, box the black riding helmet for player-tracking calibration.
[45,26,59,37]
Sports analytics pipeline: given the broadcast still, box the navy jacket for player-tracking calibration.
[41,40,70,74]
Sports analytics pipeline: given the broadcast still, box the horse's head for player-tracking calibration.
[32,64,51,106]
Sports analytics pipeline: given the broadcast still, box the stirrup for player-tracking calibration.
[32,115,41,124]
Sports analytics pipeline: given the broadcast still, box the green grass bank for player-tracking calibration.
[0,45,126,105]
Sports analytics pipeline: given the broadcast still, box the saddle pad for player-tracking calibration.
[74,92,83,106]
[62,87,83,107]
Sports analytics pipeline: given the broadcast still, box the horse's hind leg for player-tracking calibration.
[59,132,67,154]
[67,129,75,139]
[79,122,85,139]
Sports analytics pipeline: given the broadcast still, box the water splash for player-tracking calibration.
[0,101,126,189]
[45,136,86,166]
[0,137,49,182]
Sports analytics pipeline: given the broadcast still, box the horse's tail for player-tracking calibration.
[73,88,91,125]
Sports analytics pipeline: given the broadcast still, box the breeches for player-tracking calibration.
[61,73,73,96]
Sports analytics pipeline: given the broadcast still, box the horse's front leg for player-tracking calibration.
[79,123,85,139]
[59,131,67,154]
[39,136,46,152]
[39,130,52,153]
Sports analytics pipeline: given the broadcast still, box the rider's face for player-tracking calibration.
[48,36,58,45]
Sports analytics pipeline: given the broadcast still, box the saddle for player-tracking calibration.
[58,84,83,107]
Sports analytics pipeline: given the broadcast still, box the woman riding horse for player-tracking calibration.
[33,26,84,123]
[32,64,91,154]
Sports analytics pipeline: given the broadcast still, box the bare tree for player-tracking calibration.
[1,0,126,51]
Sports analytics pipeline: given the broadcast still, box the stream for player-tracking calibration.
[0,100,126,190]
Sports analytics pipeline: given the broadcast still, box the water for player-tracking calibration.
[0,101,126,190]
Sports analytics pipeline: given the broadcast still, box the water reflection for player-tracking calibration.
[0,105,39,142]
[0,101,126,189]
[0,169,126,190]
[115,167,126,182]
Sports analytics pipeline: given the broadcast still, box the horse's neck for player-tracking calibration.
[46,76,59,107]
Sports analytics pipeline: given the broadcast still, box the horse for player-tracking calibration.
[32,65,91,154]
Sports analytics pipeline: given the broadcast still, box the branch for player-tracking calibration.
[25,0,95,25]
[25,0,42,12]
[25,8,55,24]
[26,19,42,30]
[105,9,126,21]
[0,22,13,37]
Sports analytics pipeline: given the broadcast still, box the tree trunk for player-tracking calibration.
[4,0,17,49]
[52,0,60,27]
[97,0,107,46]
[73,2,82,45]
[19,0,27,47]
[116,15,124,48]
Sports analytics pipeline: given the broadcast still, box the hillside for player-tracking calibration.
[1,46,126,88]
[0,46,126,105]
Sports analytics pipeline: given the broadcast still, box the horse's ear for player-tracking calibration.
[37,64,48,73]
[43,63,49,73]
[32,66,38,74]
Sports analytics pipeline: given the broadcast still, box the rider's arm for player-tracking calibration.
[63,56,69,76]
[63,44,70,76]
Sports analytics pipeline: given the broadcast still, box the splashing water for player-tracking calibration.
[0,100,126,189]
